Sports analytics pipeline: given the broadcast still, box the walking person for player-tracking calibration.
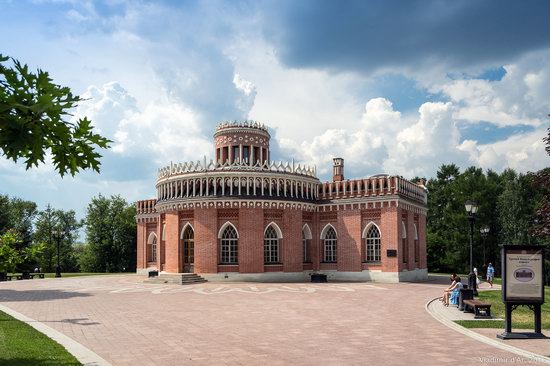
[486,263,495,288]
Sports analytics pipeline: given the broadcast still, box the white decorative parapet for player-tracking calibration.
[215,120,268,132]
[157,158,317,180]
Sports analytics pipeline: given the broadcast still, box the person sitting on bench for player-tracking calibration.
[440,273,457,302]
[444,276,463,306]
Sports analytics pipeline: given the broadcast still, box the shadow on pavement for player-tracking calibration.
[0,289,91,302]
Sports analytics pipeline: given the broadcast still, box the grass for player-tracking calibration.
[8,272,129,279]
[0,310,81,366]
[455,287,550,330]
[429,271,502,284]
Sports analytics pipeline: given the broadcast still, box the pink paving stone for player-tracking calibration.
[0,275,532,365]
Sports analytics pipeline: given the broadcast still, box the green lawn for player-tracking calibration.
[8,272,129,279]
[455,287,550,330]
[0,310,81,366]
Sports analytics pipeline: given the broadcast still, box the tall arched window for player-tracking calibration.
[264,225,280,263]
[323,226,337,263]
[365,225,381,262]
[147,232,157,263]
[220,224,238,264]
[302,224,312,263]
[402,221,408,264]
[182,225,194,269]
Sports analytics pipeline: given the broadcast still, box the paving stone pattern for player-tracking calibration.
[0,276,524,365]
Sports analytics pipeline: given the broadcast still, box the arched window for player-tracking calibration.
[323,226,337,263]
[402,221,408,263]
[182,225,194,267]
[264,225,280,263]
[365,225,381,262]
[147,232,157,263]
[302,224,312,263]
[414,223,419,263]
[220,224,238,264]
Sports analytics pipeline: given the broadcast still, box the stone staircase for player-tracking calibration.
[144,273,208,285]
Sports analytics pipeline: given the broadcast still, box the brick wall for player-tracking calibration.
[164,211,180,273]
[239,208,264,273]
[282,209,302,272]
[195,208,218,273]
[381,206,399,272]
[136,222,146,269]
[337,209,362,272]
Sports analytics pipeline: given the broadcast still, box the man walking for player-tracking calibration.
[486,263,495,288]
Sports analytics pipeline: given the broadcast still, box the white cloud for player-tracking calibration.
[75,82,212,165]
[427,49,550,127]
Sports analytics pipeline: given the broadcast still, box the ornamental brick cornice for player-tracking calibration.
[154,199,317,213]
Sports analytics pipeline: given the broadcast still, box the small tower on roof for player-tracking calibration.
[333,158,344,182]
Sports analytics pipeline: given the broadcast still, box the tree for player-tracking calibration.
[84,195,136,272]
[529,124,550,284]
[34,205,82,272]
[0,229,44,274]
[0,54,111,176]
[0,195,37,247]
[497,170,531,245]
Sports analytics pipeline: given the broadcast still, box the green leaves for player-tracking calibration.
[84,195,137,272]
[0,229,43,273]
[0,54,112,176]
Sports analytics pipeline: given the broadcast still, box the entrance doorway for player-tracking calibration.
[182,225,194,273]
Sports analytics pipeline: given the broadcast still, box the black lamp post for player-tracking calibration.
[52,229,64,278]
[465,200,478,296]
[480,226,489,274]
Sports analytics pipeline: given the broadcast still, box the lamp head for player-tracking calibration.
[464,200,478,215]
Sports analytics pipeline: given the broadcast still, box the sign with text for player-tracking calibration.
[502,246,545,303]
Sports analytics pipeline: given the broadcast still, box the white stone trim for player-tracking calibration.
[180,222,195,239]
[320,223,337,239]
[264,222,283,238]
[361,221,381,238]
[302,224,313,240]
[218,221,239,239]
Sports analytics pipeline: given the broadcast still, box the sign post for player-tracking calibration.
[498,245,545,339]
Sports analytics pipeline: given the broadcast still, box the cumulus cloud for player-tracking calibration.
[280,97,549,181]
[428,49,550,128]
[75,82,212,167]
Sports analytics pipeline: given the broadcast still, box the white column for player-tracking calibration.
[260,147,264,164]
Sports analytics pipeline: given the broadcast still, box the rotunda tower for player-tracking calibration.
[214,121,270,165]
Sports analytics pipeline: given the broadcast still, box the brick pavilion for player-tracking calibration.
[135,121,428,282]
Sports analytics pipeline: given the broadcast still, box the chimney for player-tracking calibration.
[333,158,344,182]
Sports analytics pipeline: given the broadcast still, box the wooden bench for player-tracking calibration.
[463,299,492,318]
[29,273,45,279]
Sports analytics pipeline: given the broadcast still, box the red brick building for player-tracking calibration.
[135,121,428,282]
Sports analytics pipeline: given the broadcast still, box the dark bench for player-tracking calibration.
[29,273,45,279]
[463,299,492,318]
[16,272,31,280]
[311,273,327,283]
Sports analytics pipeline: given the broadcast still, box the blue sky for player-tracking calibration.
[1,0,549,220]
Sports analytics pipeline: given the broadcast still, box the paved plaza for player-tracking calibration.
[0,275,546,365]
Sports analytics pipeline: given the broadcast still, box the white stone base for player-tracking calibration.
[398,268,429,282]
[136,267,158,275]
[196,268,428,283]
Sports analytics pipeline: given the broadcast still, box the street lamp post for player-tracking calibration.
[52,230,64,278]
[480,226,490,274]
[465,200,479,296]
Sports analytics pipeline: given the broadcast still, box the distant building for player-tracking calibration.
[135,121,427,282]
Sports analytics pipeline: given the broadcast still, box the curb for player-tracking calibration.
[425,297,550,364]
[0,304,112,366]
